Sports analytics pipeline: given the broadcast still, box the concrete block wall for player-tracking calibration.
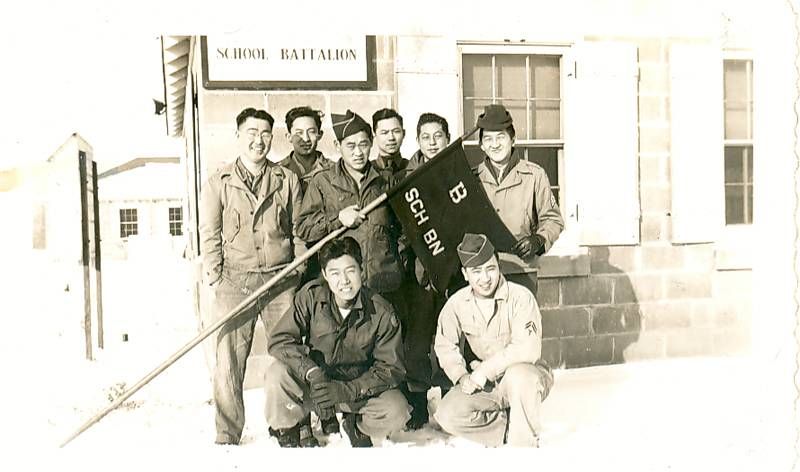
[540,247,751,368]
[540,37,751,368]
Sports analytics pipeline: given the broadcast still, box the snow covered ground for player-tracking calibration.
[1,254,796,471]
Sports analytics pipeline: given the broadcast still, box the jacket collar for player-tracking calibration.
[478,150,525,191]
[282,150,328,177]
[410,149,426,166]
[331,159,381,194]
[460,275,510,304]
[321,283,372,327]
[373,152,408,173]
[220,158,286,200]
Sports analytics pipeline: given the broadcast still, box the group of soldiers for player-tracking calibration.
[199,103,564,447]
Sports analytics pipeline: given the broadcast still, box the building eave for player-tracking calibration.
[161,36,191,138]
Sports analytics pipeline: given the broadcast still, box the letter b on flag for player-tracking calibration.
[449,182,467,204]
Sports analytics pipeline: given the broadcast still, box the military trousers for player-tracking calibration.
[211,269,297,444]
[434,362,554,447]
[264,361,411,441]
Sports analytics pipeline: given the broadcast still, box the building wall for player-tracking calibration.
[98,163,186,260]
[99,198,185,260]
[539,35,751,367]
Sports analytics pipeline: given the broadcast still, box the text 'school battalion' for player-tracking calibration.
[199,103,564,448]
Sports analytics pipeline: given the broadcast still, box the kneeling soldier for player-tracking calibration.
[265,236,410,447]
[433,233,554,447]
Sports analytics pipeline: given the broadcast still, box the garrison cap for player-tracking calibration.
[331,110,372,141]
[457,233,495,268]
[476,104,513,131]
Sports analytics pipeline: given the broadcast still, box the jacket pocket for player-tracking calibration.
[222,208,241,243]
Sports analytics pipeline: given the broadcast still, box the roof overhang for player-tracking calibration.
[161,36,191,138]
[98,157,181,179]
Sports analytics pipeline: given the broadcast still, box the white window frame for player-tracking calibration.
[119,207,138,239]
[723,54,754,226]
[169,206,183,236]
[457,43,579,256]
[717,50,754,269]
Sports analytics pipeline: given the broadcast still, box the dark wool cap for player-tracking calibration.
[476,104,513,131]
[331,110,372,141]
[457,233,495,268]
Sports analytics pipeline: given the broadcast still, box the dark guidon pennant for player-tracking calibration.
[386,138,516,293]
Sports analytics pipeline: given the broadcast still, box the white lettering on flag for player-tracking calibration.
[424,229,445,256]
[405,187,430,225]
[449,181,467,204]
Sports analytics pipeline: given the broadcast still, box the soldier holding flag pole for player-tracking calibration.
[296,109,405,298]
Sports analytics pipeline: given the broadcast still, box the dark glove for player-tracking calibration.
[513,234,546,258]
[310,381,356,410]
[306,367,335,420]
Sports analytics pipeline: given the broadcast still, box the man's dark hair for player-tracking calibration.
[372,108,404,131]
[236,107,275,129]
[478,124,516,142]
[285,106,323,131]
[416,113,450,139]
[319,236,363,269]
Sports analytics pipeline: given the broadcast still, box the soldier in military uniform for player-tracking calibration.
[400,112,455,428]
[371,108,409,183]
[296,109,405,306]
[278,106,331,194]
[407,112,451,172]
[474,104,564,296]
[434,233,554,447]
[265,237,410,447]
[278,106,332,284]
[198,107,305,445]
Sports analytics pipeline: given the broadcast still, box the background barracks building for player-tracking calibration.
[159,1,791,374]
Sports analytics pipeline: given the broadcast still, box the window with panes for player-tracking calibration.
[169,207,183,236]
[461,52,563,204]
[723,59,753,225]
[119,208,138,238]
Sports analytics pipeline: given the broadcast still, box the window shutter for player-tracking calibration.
[669,43,724,243]
[565,41,640,245]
